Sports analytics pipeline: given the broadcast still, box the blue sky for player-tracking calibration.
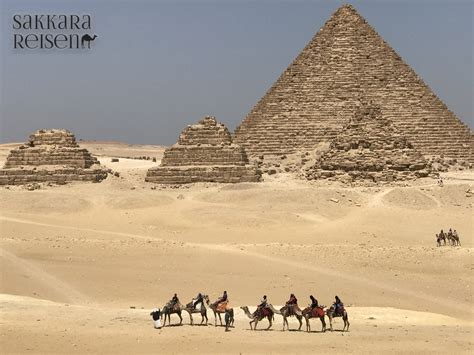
[0,0,472,145]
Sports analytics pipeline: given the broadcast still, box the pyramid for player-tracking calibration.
[0,129,108,185]
[145,116,260,184]
[234,4,473,164]
[305,101,431,182]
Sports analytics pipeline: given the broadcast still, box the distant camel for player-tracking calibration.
[81,34,97,49]
[268,304,303,331]
[161,301,184,326]
[240,305,274,330]
[184,295,210,325]
[302,306,326,332]
[209,300,234,329]
[326,305,350,331]
[451,231,461,246]
[436,233,446,247]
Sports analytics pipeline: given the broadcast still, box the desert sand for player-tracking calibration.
[0,142,472,354]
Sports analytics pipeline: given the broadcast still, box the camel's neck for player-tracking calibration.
[268,304,281,315]
[242,307,253,319]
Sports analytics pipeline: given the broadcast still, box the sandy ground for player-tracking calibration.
[0,142,473,354]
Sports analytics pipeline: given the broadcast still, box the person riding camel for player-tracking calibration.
[309,295,319,309]
[213,290,228,307]
[256,295,268,316]
[448,228,453,238]
[333,296,343,316]
[286,293,298,315]
[169,293,180,310]
[193,292,204,310]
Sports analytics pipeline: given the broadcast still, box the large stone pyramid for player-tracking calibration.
[145,116,260,184]
[234,4,473,164]
[0,129,108,185]
[305,101,431,183]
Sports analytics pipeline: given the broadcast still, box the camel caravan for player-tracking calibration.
[150,292,349,333]
[436,228,461,247]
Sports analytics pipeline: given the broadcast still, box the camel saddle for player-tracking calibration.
[216,301,230,312]
[311,307,325,318]
[254,306,271,318]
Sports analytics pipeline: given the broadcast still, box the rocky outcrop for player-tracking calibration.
[305,102,431,183]
[0,129,107,185]
[146,116,260,184]
[234,4,473,164]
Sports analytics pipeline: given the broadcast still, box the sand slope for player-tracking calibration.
[0,142,472,354]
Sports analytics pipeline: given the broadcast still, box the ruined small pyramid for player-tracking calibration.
[0,129,108,185]
[305,101,431,182]
[146,116,260,184]
[234,4,473,164]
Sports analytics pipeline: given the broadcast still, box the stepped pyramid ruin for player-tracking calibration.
[305,101,431,182]
[146,116,260,184]
[0,129,108,185]
[234,4,473,164]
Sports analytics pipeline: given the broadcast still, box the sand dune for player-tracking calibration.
[0,142,472,354]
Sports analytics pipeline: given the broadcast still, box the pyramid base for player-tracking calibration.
[0,166,109,185]
[145,165,261,184]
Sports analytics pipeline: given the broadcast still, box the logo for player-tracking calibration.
[12,14,98,50]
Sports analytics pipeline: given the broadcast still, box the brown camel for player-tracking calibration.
[240,305,274,330]
[209,300,234,328]
[326,305,350,331]
[161,301,184,326]
[302,306,326,332]
[268,304,303,331]
[184,294,210,325]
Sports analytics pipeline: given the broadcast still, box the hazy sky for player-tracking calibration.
[0,0,472,145]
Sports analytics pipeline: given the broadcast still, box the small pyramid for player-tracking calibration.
[146,116,260,184]
[0,129,107,185]
[305,101,431,182]
[234,4,473,163]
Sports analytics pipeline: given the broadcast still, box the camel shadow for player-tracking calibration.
[164,323,184,327]
[307,330,326,334]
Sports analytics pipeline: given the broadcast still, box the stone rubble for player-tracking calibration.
[305,102,431,183]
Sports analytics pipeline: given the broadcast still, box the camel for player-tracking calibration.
[209,300,234,329]
[161,301,184,326]
[240,306,274,330]
[326,305,350,331]
[268,304,303,331]
[184,295,210,325]
[81,34,97,49]
[451,231,461,246]
[302,306,326,332]
[436,233,446,247]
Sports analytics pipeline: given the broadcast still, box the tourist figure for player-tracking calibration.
[193,292,204,310]
[213,290,228,307]
[309,295,319,309]
[286,293,298,315]
[333,296,343,316]
[256,295,268,314]
[169,293,180,310]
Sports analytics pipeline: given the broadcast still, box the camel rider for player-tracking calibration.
[333,296,343,315]
[286,293,298,315]
[256,295,268,313]
[448,228,453,238]
[286,293,297,306]
[214,291,228,307]
[169,293,179,309]
[309,295,319,309]
[193,293,204,309]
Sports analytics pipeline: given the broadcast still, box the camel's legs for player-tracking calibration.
[297,316,302,331]
[267,316,272,330]
[178,313,182,325]
[218,312,223,326]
